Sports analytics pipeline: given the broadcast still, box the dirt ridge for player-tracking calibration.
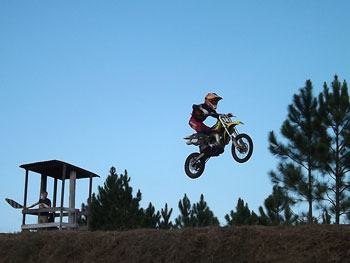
[1,225,350,263]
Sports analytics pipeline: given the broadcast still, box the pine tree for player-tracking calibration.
[269,80,328,223]
[192,194,220,227]
[88,193,100,228]
[284,204,298,225]
[321,208,331,224]
[142,202,161,229]
[258,186,298,225]
[318,75,350,224]
[225,198,258,226]
[159,203,173,229]
[175,194,194,228]
[87,167,144,230]
[77,201,88,226]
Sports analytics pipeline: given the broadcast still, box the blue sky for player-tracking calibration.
[1,1,350,232]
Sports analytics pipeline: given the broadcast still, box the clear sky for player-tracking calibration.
[1,1,350,232]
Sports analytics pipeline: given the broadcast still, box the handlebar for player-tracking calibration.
[218,113,236,118]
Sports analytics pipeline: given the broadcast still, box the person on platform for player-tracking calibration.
[27,191,52,224]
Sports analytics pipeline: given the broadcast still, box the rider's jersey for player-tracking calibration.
[191,103,219,123]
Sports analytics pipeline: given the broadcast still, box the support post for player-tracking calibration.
[22,169,29,227]
[59,164,66,230]
[39,174,47,199]
[68,170,76,227]
[53,178,58,208]
[87,174,93,229]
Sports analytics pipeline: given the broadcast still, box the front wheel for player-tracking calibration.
[231,133,253,163]
[184,153,205,179]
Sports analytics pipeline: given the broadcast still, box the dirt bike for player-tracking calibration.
[184,113,253,179]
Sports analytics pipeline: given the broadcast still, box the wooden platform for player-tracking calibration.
[21,222,77,230]
[21,207,81,230]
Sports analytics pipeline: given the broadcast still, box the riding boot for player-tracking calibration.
[200,144,209,153]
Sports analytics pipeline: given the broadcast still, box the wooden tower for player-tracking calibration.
[20,160,99,230]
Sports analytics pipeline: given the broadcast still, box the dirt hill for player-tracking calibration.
[1,225,350,263]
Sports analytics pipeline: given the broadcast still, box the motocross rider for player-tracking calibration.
[189,93,223,149]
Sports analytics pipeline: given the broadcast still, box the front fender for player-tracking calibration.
[231,120,244,125]
[224,121,244,144]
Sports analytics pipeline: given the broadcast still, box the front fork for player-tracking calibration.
[224,125,240,149]
[192,153,210,165]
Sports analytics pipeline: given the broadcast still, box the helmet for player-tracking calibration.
[204,93,222,110]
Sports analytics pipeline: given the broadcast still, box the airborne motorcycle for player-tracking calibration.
[184,113,253,179]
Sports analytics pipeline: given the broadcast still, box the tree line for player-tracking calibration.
[79,167,219,230]
[80,75,350,230]
[79,166,300,229]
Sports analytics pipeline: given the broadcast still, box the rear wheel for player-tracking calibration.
[231,133,253,163]
[184,153,205,179]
